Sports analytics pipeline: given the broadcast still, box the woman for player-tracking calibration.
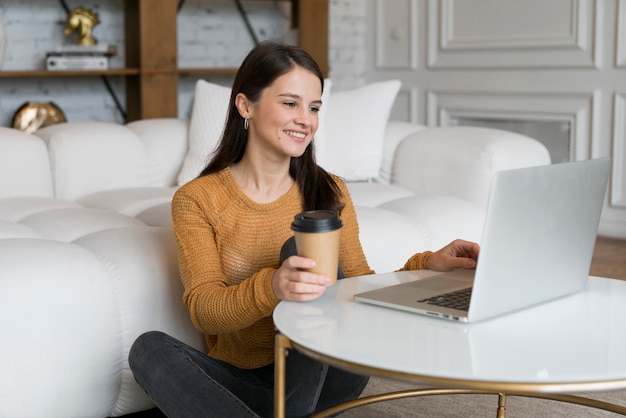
[129,41,479,418]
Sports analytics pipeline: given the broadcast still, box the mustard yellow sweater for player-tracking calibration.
[171,167,432,369]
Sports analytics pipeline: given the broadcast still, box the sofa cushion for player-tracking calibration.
[0,220,42,239]
[379,121,427,183]
[353,206,428,273]
[20,208,146,242]
[77,187,176,217]
[177,80,231,186]
[0,197,81,222]
[126,118,190,188]
[74,227,206,415]
[135,202,173,227]
[316,80,401,181]
[0,127,53,198]
[391,127,551,208]
[0,239,122,417]
[346,182,415,207]
[380,196,485,250]
[35,122,151,201]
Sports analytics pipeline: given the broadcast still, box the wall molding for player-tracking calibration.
[613,93,626,208]
[427,0,600,69]
[426,90,597,161]
[374,0,418,69]
[617,0,626,67]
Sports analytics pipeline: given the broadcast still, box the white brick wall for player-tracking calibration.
[328,0,367,89]
[0,0,365,126]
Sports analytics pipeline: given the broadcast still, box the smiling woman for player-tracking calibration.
[127,41,370,418]
[126,40,479,418]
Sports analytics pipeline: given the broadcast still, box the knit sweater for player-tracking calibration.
[171,167,432,369]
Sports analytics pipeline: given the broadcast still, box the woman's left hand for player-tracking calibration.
[425,239,480,271]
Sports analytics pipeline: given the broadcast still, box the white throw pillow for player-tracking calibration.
[177,79,332,186]
[177,80,231,186]
[316,80,401,181]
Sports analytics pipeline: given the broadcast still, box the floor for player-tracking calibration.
[119,409,165,418]
[589,235,626,280]
[119,236,625,418]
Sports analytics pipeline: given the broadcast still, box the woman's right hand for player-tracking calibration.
[272,256,330,302]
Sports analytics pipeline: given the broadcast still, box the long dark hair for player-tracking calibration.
[200,41,343,213]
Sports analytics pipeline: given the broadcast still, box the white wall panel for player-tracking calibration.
[426,90,597,161]
[374,0,417,69]
[427,0,599,69]
[613,93,626,208]
[617,0,626,67]
[366,0,626,238]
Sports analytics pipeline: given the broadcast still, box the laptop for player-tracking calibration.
[354,157,611,323]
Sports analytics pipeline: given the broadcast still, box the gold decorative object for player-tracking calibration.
[64,7,100,46]
[12,102,67,134]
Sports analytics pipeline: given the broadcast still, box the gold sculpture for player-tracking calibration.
[12,102,67,134]
[64,7,100,46]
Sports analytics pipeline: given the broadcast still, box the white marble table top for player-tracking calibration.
[274,271,626,393]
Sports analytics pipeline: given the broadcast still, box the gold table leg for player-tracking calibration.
[274,333,291,418]
[497,393,507,418]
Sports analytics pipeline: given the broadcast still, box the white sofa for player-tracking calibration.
[0,118,551,417]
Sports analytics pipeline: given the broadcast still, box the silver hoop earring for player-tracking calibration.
[244,119,249,130]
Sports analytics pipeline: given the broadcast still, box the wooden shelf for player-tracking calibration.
[3,0,328,122]
[177,67,239,76]
[123,0,328,121]
[0,69,140,77]
[0,67,243,78]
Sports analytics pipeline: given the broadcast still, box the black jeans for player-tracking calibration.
[128,238,367,418]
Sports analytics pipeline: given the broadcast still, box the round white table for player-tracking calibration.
[273,271,626,417]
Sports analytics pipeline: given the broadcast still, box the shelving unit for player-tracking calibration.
[0,69,139,77]
[0,0,328,122]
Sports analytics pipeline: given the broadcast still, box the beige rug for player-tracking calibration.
[341,378,626,417]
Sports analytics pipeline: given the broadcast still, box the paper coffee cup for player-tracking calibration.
[291,210,343,285]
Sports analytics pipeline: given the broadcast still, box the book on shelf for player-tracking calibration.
[47,51,114,58]
[53,44,117,56]
[46,55,109,71]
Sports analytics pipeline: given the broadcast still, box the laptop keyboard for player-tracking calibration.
[418,287,473,311]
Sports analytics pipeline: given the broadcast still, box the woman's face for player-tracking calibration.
[244,66,322,160]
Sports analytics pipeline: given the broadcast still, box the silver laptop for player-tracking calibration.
[354,157,611,322]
